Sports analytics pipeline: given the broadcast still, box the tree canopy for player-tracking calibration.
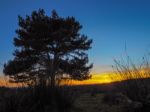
[3,9,93,86]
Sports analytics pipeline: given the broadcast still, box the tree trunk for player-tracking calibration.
[51,74,55,88]
[47,53,58,88]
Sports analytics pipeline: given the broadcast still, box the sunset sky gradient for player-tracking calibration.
[1,0,150,75]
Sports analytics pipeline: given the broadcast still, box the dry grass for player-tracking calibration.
[111,57,150,101]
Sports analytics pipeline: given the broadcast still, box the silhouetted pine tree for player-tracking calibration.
[3,9,92,87]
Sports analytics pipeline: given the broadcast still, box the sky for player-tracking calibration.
[1,0,150,75]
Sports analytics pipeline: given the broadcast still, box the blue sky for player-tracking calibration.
[1,0,150,74]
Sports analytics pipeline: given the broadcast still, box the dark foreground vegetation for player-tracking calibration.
[0,78,150,112]
[0,85,76,112]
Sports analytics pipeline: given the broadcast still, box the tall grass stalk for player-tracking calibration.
[112,56,150,102]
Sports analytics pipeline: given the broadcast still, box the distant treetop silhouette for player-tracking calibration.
[3,9,93,86]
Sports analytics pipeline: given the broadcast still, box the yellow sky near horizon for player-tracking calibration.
[64,73,118,85]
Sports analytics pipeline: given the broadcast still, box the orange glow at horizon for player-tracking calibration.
[62,69,150,85]
[0,76,25,87]
[0,73,115,87]
[73,74,114,85]
[1,69,150,87]
[61,73,118,85]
